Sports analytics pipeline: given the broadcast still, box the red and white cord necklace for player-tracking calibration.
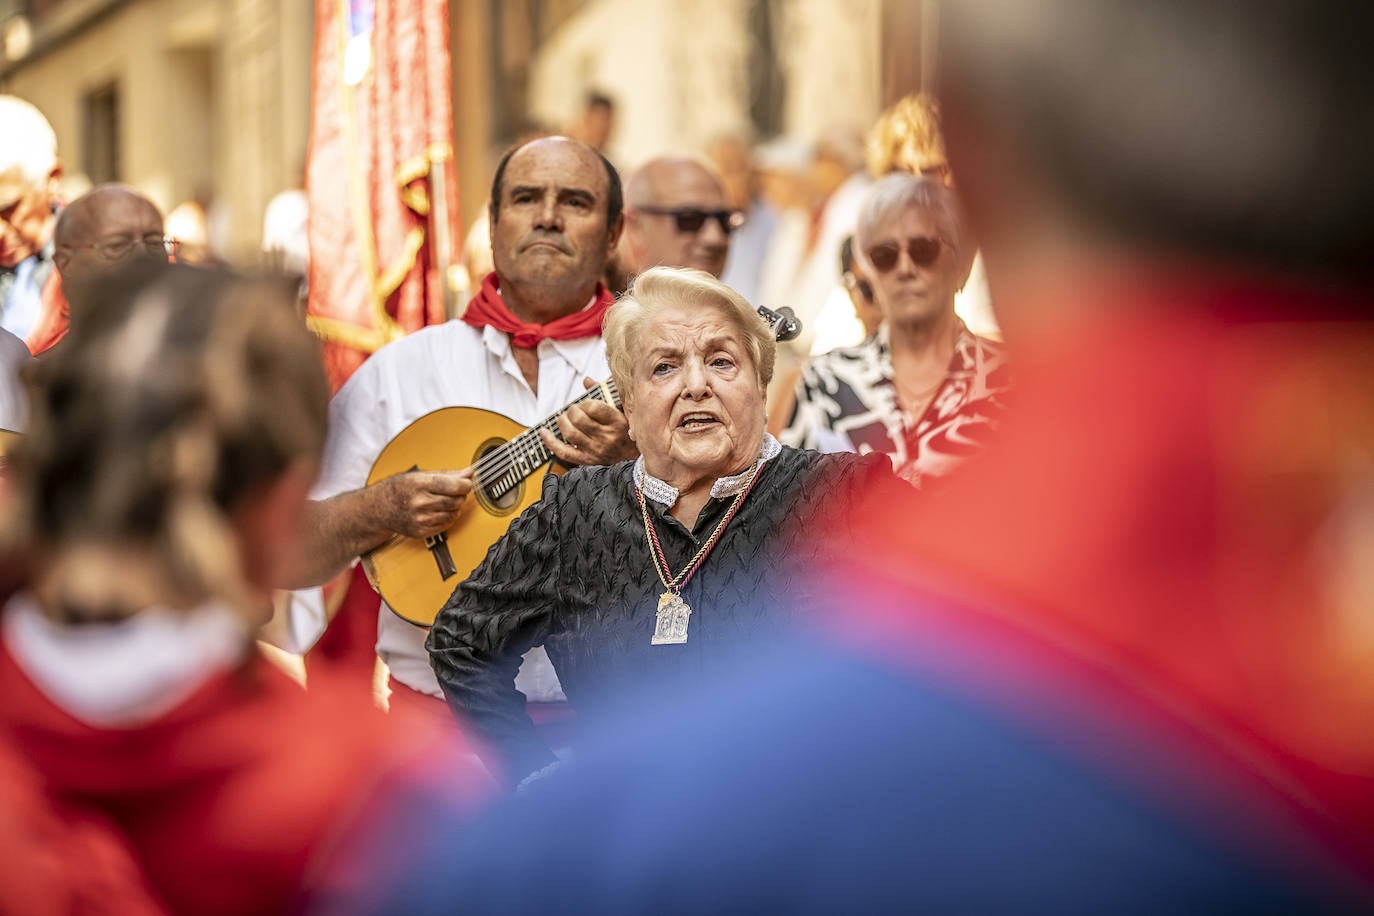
[634,460,762,645]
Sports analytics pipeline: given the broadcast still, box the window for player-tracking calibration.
[746,0,785,137]
[82,80,119,184]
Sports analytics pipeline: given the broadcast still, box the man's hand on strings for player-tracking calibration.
[376,468,475,538]
[540,378,639,467]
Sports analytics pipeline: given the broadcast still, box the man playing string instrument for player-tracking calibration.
[289,137,637,717]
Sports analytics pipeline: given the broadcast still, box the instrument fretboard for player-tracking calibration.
[474,380,622,499]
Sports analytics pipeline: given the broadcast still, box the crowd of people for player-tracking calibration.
[1,1,1372,912]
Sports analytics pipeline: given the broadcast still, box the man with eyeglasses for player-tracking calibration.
[618,157,740,285]
[27,185,171,354]
[54,185,171,278]
[779,172,1009,487]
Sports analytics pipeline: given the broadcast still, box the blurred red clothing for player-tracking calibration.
[307,564,381,681]
[23,269,68,355]
[0,641,489,915]
[841,269,1374,886]
[0,744,165,915]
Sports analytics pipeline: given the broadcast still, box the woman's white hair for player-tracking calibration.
[603,267,775,407]
[853,172,976,285]
[0,95,58,187]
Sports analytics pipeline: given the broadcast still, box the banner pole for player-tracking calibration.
[429,151,458,320]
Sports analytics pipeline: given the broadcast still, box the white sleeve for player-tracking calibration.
[310,358,391,501]
[0,328,31,433]
[260,586,331,655]
[283,357,392,654]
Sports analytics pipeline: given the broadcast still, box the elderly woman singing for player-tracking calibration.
[428,267,897,786]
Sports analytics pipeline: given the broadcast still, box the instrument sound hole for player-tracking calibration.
[475,439,522,514]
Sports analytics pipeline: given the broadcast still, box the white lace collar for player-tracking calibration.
[633,434,782,507]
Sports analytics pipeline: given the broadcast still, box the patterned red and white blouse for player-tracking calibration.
[779,321,1011,486]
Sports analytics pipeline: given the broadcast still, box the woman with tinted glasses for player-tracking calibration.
[779,173,1011,487]
[866,92,1001,340]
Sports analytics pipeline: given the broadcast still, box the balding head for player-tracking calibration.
[53,185,167,285]
[622,156,735,279]
[487,137,624,322]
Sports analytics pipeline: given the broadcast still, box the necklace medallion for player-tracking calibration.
[651,590,692,645]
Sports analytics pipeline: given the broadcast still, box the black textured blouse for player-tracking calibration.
[426,446,895,783]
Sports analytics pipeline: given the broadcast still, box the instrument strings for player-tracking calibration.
[471,380,620,498]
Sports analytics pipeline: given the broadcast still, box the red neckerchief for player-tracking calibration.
[23,269,69,355]
[462,271,614,348]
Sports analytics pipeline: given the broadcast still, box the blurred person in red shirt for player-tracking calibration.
[0,262,488,915]
[360,1,1374,913]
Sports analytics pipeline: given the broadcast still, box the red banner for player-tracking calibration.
[306,0,458,390]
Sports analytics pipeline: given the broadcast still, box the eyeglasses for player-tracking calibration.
[842,271,874,303]
[865,237,945,273]
[63,235,180,262]
[634,206,746,235]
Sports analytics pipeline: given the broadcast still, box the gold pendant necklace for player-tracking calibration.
[636,461,761,646]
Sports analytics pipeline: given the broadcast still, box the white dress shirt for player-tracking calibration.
[0,326,31,433]
[311,319,610,698]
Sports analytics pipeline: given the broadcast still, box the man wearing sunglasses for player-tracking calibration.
[618,157,740,283]
[779,172,1009,487]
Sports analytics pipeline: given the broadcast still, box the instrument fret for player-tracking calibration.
[478,380,622,501]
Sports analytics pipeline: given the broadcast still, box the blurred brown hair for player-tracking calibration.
[1,262,328,614]
[940,0,1374,282]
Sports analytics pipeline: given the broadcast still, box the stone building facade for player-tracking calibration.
[1,0,925,263]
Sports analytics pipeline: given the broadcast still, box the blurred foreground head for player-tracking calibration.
[939,0,1373,292]
[2,262,328,621]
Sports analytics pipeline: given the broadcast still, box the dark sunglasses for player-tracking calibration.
[866,237,944,273]
[636,206,746,235]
